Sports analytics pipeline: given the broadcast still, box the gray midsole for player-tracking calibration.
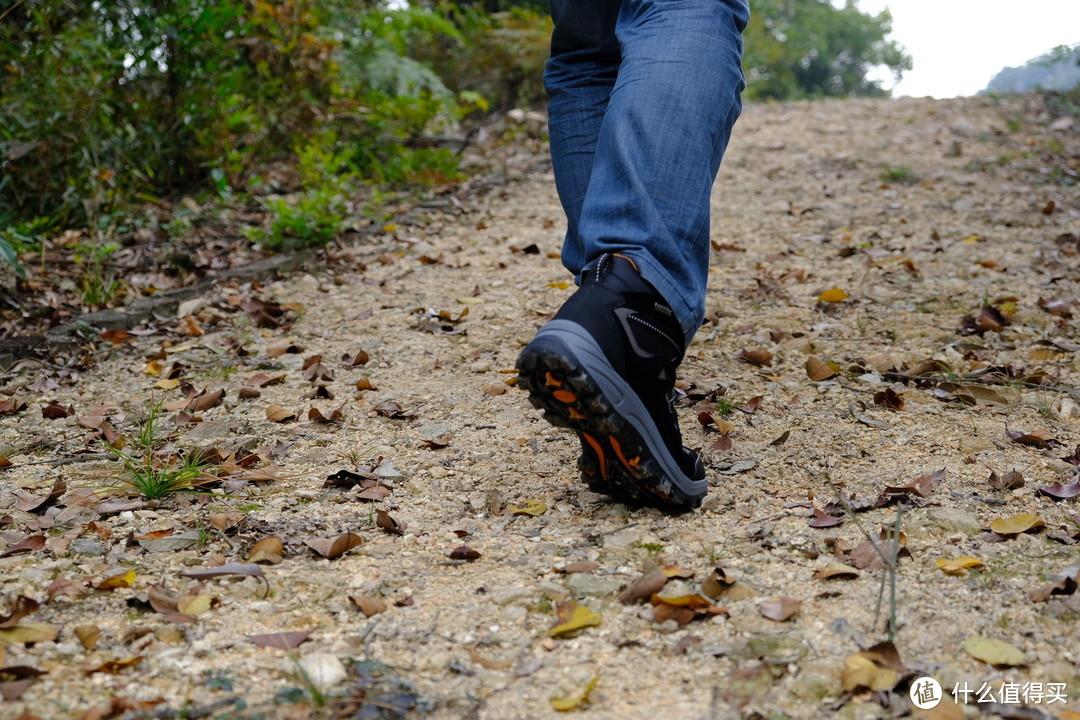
[532,319,707,496]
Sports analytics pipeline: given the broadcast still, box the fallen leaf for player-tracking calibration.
[349,596,388,617]
[818,288,849,303]
[963,636,1027,667]
[989,514,1045,536]
[188,388,224,412]
[304,533,362,559]
[841,651,898,692]
[247,631,310,650]
[0,536,46,558]
[1029,573,1078,602]
[805,356,839,381]
[617,568,670,604]
[448,545,481,561]
[375,509,406,535]
[757,597,801,622]
[83,656,142,675]
[0,596,40,628]
[95,569,136,590]
[550,676,599,712]
[700,567,757,601]
[873,387,905,411]
[936,556,986,575]
[506,499,547,517]
[74,625,101,651]
[738,349,773,367]
[246,537,284,564]
[41,402,72,420]
[989,469,1025,491]
[179,563,268,597]
[0,623,58,647]
[808,507,844,528]
[816,562,861,580]
[1038,478,1080,501]
[265,405,296,423]
[176,594,212,616]
[547,601,601,636]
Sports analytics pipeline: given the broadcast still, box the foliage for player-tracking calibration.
[742,0,911,100]
[984,44,1080,95]
[0,0,481,261]
[409,4,552,112]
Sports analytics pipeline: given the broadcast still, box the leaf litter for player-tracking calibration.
[1,95,1079,719]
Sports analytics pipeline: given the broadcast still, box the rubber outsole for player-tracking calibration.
[516,320,706,511]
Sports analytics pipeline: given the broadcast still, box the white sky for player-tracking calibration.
[855,0,1080,98]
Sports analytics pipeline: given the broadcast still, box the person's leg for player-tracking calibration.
[544,0,622,272]
[518,0,748,511]
[578,0,749,342]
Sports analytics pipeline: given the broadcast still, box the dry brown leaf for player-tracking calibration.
[0,596,40,629]
[247,631,310,650]
[805,356,838,381]
[304,533,363,559]
[265,405,296,423]
[738,349,773,367]
[349,595,388,617]
[246,537,285,565]
[375,509,406,535]
[757,596,801,622]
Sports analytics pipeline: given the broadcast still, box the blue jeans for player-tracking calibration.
[545,0,749,343]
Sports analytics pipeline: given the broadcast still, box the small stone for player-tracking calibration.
[927,507,981,535]
[789,662,840,701]
[565,573,623,598]
[491,586,534,606]
[297,653,347,692]
[470,361,491,373]
[69,539,108,557]
[957,435,995,454]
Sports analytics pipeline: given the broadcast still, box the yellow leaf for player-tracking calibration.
[841,652,898,692]
[177,594,212,616]
[0,622,59,647]
[816,562,861,580]
[936,556,986,575]
[963,234,981,243]
[507,500,547,517]
[97,569,136,589]
[547,282,572,290]
[144,360,164,376]
[989,514,1045,535]
[551,676,599,712]
[155,378,181,390]
[382,223,397,233]
[547,603,601,637]
[818,288,849,303]
[963,636,1027,667]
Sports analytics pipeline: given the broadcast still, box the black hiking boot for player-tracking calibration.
[515,253,707,512]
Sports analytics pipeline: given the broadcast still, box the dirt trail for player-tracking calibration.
[2,95,1079,720]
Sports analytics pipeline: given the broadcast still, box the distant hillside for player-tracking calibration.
[983,44,1080,94]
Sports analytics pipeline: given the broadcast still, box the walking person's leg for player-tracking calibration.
[520,0,749,511]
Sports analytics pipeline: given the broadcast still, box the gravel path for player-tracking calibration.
[1,95,1079,720]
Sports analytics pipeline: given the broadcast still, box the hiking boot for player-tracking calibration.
[515,253,707,511]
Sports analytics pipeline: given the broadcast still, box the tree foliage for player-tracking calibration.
[984,44,1080,95]
[742,0,911,100]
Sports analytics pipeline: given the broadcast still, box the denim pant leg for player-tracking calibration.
[545,0,749,342]
[544,0,622,267]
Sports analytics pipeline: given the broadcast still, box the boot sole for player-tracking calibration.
[516,319,706,511]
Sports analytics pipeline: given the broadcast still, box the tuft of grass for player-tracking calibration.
[106,400,218,499]
[879,164,917,184]
[110,448,214,500]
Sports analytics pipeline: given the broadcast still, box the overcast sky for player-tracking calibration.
[855,0,1080,97]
